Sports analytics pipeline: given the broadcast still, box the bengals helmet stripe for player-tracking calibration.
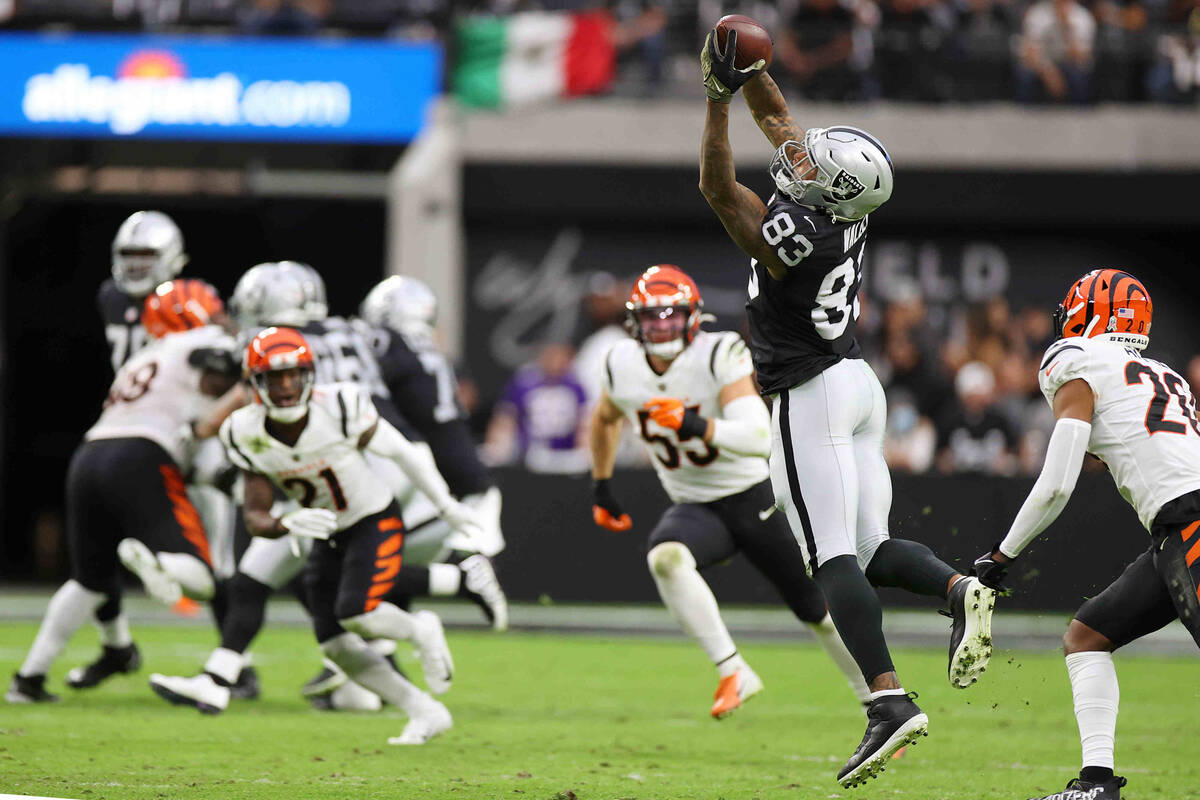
[243,327,316,422]
[626,264,704,360]
[142,279,222,338]
[1054,268,1152,350]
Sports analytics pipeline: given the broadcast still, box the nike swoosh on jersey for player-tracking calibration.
[758,506,777,521]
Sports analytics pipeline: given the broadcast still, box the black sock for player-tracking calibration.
[95,592,122,623]
[814,555,895,682]
[210,577,230,631]
[865,538,958,599]
[1080,766,1114,783]
[219,573,272,654]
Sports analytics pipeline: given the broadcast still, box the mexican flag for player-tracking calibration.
[453,11,616,109]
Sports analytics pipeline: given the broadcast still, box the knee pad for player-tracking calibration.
[157,552,215,601]
[646,541,696,580]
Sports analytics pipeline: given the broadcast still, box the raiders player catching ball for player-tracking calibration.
[697,19,997,787]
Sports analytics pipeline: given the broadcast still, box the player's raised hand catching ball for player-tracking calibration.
[700,15,772,103]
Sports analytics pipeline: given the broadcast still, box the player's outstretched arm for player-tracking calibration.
[742,72,805,150]
[976,378,1095,590]
[699,100,778,271]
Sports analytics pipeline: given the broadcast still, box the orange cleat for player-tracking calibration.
[710,666,764,719]
[171,597,201,618]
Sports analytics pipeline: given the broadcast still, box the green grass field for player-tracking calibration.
[1,620,1196,800]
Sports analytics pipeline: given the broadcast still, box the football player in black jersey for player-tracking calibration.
[65,212,191,695]
[359,276,503,564]
[698,27,998,787]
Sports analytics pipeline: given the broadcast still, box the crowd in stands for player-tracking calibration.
[466,270,1124,479]
[7,0,1199,103]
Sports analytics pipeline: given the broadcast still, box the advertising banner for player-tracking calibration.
[0,32,439,142]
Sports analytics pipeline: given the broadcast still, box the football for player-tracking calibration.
[715,14,773,71]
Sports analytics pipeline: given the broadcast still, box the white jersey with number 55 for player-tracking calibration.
[603,331,769,504]
[87,324,234,466]
[1039,336,1200,529]
[219,382,393,530]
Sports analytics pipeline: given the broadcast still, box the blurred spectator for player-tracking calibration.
[884,390,937,472]
[239,0,330,35]
[609,0,670,93]
[1016,0,1097,103]
[484,343,590,473]
[1147,6,1200,102]
[1093,0,1151,100]
[936,361,1019,474]
[947,0,1020,99]
[776,0,869,100]
[882,334,953,421]
[573,271,631,406]
[875,0,958,101]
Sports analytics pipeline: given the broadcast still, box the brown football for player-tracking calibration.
[714,14,773,71]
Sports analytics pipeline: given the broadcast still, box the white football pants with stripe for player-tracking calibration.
[767,357,892,575]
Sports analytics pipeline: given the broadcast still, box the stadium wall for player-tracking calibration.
[492,468,1146,613]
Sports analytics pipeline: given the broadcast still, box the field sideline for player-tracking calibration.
[1,605,1197,800]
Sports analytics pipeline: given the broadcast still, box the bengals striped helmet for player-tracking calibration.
[142,279,223,339]
[244,327,316,422]
[626,265,704,360]
[1053,269,1152,350]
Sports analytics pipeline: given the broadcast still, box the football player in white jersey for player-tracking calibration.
[149,328,482,744]
[971,270,1200,800]
[590,265,870,718]
[8,281,240,704]
[697,27,996,787]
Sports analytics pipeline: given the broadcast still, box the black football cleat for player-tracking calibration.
[945,576,997,688]
[66,643,142,689]
[837,692,928,788]
[6,673,60,704]
[229,665,260,700]
[1027,775,1127,800]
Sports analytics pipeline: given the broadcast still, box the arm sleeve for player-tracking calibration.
[998,417,1091,558]
[364,416,457,512]
[709,394,771,457]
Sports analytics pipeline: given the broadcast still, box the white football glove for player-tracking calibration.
[278,508,338,541]
[438,502,485,548]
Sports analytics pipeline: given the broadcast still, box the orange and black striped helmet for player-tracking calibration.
[1053,269,1152,350]
[243,326,316,421]
[625,264,704,359]
[142,279,223,338]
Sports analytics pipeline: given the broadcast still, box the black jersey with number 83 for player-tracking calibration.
[745,194,869,395]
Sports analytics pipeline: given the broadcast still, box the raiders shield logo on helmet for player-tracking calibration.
[826,170,866,202]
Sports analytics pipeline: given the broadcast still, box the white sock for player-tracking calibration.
[716,652,748,679]
[204,647,244,685]
[646,543,737,667]
[97,614,132,649]
[1066,651,1119,771]
[869,688,907,700]
[341,601,417,641]
[428,564,461,596]
[807,614,872,704]
[20,580,104,677]
[157,552,215,601]
[321,632,426,715]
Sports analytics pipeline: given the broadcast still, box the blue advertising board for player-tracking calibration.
[0,32,440,143]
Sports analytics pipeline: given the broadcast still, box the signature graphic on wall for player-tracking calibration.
[473,228,588,369]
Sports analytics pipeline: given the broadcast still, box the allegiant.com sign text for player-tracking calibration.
[0,33,440,143]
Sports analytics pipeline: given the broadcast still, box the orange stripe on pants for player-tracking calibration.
[364,529,404,613]
[159,464,211,565]
[1187,537,1200,568]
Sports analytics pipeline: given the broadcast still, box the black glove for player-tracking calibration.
[677,408,708,440]
[972,544,1013,593]
[592,478,632,531]
[700,29,766,103]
